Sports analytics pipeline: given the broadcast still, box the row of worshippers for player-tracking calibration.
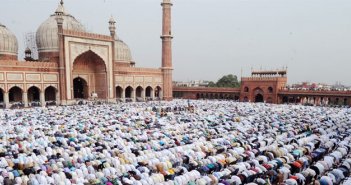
[0,100,350,184]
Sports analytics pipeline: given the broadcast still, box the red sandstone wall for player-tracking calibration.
[114,62,131,68]
[0,54,17,60]
[240,77,287,103]
[38,52,59,63]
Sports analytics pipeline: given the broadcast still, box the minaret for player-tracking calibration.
[55,1,66,105]
[161,0,173,101]
[109,16,117,101]
[109,16,116,39]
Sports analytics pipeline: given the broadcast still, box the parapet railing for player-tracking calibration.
[63,30,113,41]
[241,77,287,81]
[278,89,351,96]
[116,67,163,74]
[173,87,241,93]
[0,61,58,68]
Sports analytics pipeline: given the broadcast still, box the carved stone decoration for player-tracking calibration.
[135,77,143,83]
[43,74,58,82]
[70,42,109,68]
[8,84,24,91]
[115,76,124,82]
[44,84,58,90]
[26,74,41,82]
[27,84,42,91]
[154,77,162,83]
[7,73,23,81]
[145,77,152,83]
[125,76,133,82]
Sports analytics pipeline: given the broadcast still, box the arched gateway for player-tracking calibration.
[73,77,88,99]
[72,50,107,99]
[253,87,264,103]
[255,94,264,102]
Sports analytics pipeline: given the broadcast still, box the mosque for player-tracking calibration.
[1,0,351,109]
[0,0,174,108]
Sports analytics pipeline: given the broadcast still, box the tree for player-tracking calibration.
[208,81,217,87]
[208,74,240,88]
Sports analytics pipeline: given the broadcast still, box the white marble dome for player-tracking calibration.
[0,23,18,56]
[36,6,85,53]
[115,39,133,62]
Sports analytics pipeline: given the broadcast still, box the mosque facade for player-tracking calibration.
[0,0,174,108]
[1,0,350,109]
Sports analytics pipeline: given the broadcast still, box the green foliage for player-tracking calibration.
[208,81,217,87]
[208,74,240,88]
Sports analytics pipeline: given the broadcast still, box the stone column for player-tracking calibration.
[132,89,136,102]
[159,90,163,100]
[151,89,155,100]
[56,91,60,105]
[40,91,45,107]
[121,88,125,102]
[141,89,145,101]
[317,97,321,106]
[23,92,28,108]
[4,92,9,109]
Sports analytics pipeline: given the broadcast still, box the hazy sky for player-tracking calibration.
[1,0,351,85]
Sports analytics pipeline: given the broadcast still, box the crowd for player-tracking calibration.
[0,100,350,185]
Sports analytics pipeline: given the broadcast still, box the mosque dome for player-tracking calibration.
[36,3,85,53]
[0,23,18,58]
[114,39,133,62]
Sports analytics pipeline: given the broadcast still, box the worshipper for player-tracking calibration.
[0,100,350,185]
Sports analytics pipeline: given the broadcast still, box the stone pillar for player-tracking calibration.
[4,92,9,109]
[40,91,45,107]
[161,0,173,101]
[132,89,136,102]
[121,88,125,102]
[159,90,163,100]
[141,89,145,101]
[151,89,155,100]
[56,91,60,105]
[317,97,321,106]
[23,92,28,108]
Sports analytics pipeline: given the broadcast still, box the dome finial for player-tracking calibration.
[55,1,65,16]
[109,15,116,24]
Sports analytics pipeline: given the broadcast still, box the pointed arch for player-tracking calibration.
[73,77,88,99]
[0,88,3,104]
[116,86,123,99]
[73,50,107,99]
[268,87,273,93]
[145,86,153,100]
[155,86,162,99]
[135,86,144,101]
[27,86,40,103]
[73,50,106,72]
[125,86,133,101]
[253,87,264,103]
[9,86,23,102]
[45,86,57,102]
